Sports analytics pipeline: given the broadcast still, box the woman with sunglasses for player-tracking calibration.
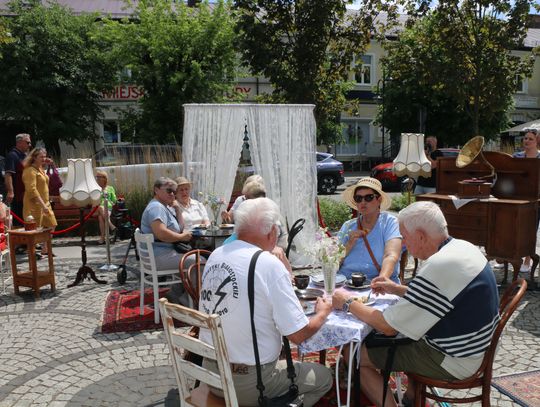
[140,177,192,271]
[174,177,210,230]
[337,177,402,283]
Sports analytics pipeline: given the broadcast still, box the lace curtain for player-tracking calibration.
[182,104,317,254]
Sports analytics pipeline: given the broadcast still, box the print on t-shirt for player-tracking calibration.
[200,262,240,317]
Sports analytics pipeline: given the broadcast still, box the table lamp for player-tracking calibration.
[60,158,106,287]
[392,133,432,203]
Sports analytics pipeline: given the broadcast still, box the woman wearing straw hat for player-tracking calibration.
[174,177,210,230]
[338,177,402,283]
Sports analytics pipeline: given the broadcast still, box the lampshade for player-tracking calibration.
[393,133,431,178]
[60,159,102,207]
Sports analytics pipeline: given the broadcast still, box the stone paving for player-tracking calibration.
[0,237,539,406]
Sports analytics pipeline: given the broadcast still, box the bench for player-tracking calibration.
[50,196,97,226]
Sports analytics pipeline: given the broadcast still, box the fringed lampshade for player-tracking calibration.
[393,133,431,179]
[60,159,102,207]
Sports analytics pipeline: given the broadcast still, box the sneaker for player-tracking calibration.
[492,261,505,270]
[520,264,531,273]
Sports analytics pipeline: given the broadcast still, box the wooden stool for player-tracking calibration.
[9,228,55,298]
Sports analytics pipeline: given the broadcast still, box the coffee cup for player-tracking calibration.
[294,274,310,290]
[351,272,367,287]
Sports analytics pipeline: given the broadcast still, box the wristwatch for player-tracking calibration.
[342,297,357,313]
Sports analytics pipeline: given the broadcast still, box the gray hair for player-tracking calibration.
[243,181,266,198]
[398,201,448,238]
[16,133,31,142]
[153,177,177,192]
[244,174,264,187]
[235,197,280,235]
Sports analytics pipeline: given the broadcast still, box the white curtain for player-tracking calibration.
[182,103,317,255]
[246,105,317,252]
[183,104,247,211]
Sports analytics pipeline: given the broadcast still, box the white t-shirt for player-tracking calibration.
[180,198,209,230]
[199,240,308,364]
[231,195,246,212]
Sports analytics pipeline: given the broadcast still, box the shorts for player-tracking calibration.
[367,339,455,380]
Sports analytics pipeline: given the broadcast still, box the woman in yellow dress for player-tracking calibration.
[22,147,57,255]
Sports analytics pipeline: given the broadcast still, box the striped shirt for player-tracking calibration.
[384,238,499,379]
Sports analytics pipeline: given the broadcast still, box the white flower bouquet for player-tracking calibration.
[200,191,227,230]
[311,228,346,294]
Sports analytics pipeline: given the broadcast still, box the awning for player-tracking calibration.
[503,118,540,133]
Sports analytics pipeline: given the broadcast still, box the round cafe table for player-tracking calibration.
[191,227,233,251]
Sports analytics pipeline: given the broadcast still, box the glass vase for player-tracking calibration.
[208,207,221,231]
[322,262,338,296]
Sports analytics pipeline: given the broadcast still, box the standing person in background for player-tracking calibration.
[93,170,117,245]
[5,133,32,225]
[414,136,443,195]
[513,129,540,273]
[22,148,57,255]
[0,199,8,251]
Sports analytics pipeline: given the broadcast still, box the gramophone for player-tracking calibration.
[455,136,496,199]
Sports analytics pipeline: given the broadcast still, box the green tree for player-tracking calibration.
[380,0,536,146]
[101,0,240,144]
[234,0,393,145]
[0,0,119,154]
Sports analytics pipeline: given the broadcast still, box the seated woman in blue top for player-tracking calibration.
[337,177,402,283]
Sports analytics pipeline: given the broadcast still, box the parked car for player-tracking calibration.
[317,152,345,194]
[371,148,460,192]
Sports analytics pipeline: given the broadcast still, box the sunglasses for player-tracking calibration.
[161,187,176,194]
[353,193,378,203]
[275,223,284,239]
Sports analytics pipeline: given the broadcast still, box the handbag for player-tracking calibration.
[173,241,193,254]
[248,250,303,407]
[46,164,63,196]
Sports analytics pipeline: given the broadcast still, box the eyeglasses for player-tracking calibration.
[161,187,176,194]
[276,223,284,239]
[353,193,378,203]
[23,141,31,145]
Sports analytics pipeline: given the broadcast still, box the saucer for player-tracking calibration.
[311,274,346,287]
[344,280,371,290]
[295,288,324,301]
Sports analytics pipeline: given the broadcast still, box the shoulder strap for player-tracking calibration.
[247,250,266,403]
[357,218,381,272]
[248,250,298,406]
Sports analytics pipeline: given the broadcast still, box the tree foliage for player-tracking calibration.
[379,0,536,146]
[0,0,119,154]
[234,0,396,145]
[100,0,240,144]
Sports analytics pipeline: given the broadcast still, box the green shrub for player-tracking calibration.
[390,193,415,212]
[124,186,152,223]
[318,197,352,232]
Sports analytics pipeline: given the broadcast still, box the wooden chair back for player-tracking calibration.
[409,278,528,406]
[179,249,211,308]
[159,299,238,407]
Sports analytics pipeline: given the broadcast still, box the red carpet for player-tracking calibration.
[101,287,171,333]
[492,370,540,406]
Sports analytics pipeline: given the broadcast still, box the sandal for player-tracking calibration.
[97,239,106,245]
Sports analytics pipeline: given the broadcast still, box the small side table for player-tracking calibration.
[9,228,55,298]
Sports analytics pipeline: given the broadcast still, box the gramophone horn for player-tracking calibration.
[456,136,485,168]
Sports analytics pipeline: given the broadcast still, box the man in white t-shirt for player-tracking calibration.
[332,201,499,406]
[199,198,333,406]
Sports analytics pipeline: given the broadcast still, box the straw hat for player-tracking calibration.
[342,177,391,211]
[175,176,192,187]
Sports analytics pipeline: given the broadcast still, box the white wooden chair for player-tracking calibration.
[134,228,182,324]
[159,298,238,407]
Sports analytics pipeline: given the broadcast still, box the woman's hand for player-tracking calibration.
[179,231,192,242]
[345,229,367,253]
[221,210,232,224]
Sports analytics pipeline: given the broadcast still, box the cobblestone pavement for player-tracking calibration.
[0,238,539,406]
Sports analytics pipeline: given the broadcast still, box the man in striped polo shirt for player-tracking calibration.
[332,201,499,407]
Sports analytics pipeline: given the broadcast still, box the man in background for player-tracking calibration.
[5,133,32,224]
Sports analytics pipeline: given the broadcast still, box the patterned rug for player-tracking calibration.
[101,287,171,333]
[492,370,540,407]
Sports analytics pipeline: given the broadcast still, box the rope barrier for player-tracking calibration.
[10,205,100,236]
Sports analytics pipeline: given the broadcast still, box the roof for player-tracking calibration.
[0,0,136,19]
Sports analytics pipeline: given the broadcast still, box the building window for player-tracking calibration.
[354,54,373,85]
[335,120,369,156]
[516,75,528,94]
[103,121,121,143]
